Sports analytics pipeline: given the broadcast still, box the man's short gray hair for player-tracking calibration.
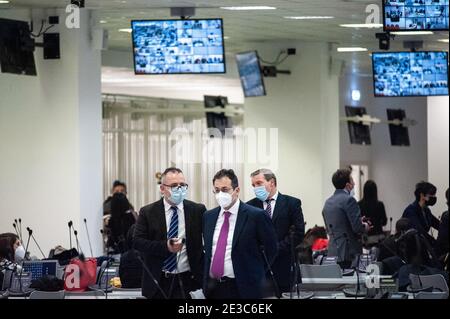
[250,168,277,186]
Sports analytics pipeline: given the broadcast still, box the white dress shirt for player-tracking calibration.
[210,200,240,279]
[164,198,190,274]
[263,191,279,218]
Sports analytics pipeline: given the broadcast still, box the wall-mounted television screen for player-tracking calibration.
[235,51,266,97]
[0,18,37,76]
[372,51,449,97]
[383,0,449,31]
[131,19,226,74]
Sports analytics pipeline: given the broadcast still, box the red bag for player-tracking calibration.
[64,257,97,292]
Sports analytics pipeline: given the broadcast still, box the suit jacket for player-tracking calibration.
[203,201,278,299]
[322,189,365,264]
[402,201,440,243]
[437,211,449,256]
[133,198,206,298]
[247,193,305,290]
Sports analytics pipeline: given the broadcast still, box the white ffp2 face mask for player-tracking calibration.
[215,192,233,209]
[14,245,26,263]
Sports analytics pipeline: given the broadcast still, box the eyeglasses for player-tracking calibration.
[163,183,189,192]
[212,188,234,195]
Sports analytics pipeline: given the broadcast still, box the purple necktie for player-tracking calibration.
[211,211,231,279]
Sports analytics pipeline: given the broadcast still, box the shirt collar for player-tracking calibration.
[221,199,240,216]
[270,191,279,202]
[163,197,184,213]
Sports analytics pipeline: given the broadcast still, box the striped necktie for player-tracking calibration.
[265,199,274,218]
[163,206,179,272]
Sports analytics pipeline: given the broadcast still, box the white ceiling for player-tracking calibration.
[4,0,449,75]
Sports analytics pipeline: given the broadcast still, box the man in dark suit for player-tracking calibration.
[402,181,440,246]
[134,167,206,299]
[203,169,278,299]
[322,169,371,268]
[247,168,304,293]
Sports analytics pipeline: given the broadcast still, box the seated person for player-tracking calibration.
[118,225,143,289]
[0,233,24,288]
[378,218,412,262]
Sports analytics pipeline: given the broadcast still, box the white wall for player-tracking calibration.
[0,9,103,257]
[340,74,428,225]
[428,96,449,216]
[242,42,340,228]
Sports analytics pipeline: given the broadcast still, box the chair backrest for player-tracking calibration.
[300,264,342,278]
[29,290,65,300]
[409,274,449,293]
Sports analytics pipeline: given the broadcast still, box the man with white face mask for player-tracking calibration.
[203,169,278,299]
[247,168,305,294]
[322,168,371,268]
[134,167,206,299]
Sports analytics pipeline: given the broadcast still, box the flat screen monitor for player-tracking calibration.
[345,106,372,145]
[387,109,411,146]
[372,51,449,97]
[131,19,226,74]
[204,95,231,137]
[0,18,37,76]
[22,260,58,280]
[383,0,449,31]
[235,51,266,97]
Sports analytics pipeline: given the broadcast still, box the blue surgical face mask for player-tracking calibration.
[169,188,187,206]
[254,186,270,202]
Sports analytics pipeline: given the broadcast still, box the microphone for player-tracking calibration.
[133,250,168,300]
[389,217,393,235]
[68,221,73,250]
[16,228,32,294]
[84,218,94,257]
[18,219,23,242]
[395,229,418,243]
[289,225,300,299]
[12,223,20,239]
[73,229,82,254]
[260,245,281,299]
[26,227,46,259]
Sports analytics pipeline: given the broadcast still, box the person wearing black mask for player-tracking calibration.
[358,180,388,237]
[106,192,137,254]
[402,181,440,246]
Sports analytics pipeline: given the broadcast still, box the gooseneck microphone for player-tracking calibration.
[261,245,281,299]
[26,227,46,259]
[18,219,23,242]
[17,228,32,294]
[134,251,168,300]
[84,218,94,257]
[389,217,393,235]
[73,230,82,254]
[68,221,73,250]
[12,223,20,239]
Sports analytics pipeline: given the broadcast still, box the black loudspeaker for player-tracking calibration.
[43,33,60,59]
[345,106,372,145]
[387,109,410,147]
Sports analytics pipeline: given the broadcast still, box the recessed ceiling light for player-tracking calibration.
[220,6,277,11]
[0,1,10,3]
[337,47,368,52]
[391,31,434,35]
[118,28,132,33]
[224,36,230,40]
[100,20,107,24]
[284,16,334,20]
[438,39,449,43]
[340,23,383,29]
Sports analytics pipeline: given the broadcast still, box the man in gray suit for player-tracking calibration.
[322,169,371,268]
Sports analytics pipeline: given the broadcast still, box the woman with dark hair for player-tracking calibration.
[358,180,388,236]
[0,233,25,287]
[106,192,137,254]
